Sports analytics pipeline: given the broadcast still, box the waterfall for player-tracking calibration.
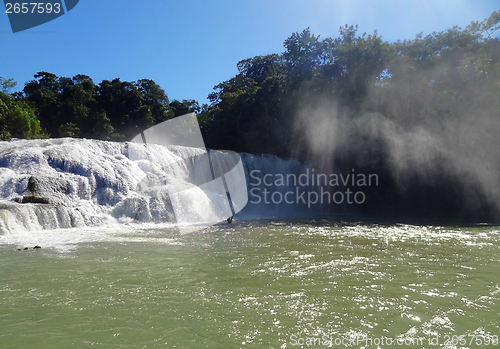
[0,138,323,237]
[238,153,323,218]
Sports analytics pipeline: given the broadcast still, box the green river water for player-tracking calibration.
[1,219,499,348]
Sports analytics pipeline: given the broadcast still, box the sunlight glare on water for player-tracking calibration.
[0,220,499,348]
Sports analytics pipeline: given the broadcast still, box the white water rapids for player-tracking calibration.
[0,138,320,244]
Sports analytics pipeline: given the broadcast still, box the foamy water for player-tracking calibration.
[0,138,318,240]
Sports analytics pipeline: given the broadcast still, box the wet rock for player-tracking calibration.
[28,176,38,193]
[17,245,42,251]
[22,195,50,204]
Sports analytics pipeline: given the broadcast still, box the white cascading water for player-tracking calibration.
[0,138,321,243]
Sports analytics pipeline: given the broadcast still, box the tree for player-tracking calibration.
[0,91,46,139]
[22,72,62,136]
[0,77,17,94]
[283,28,323,78]
[169,99,200,118]
[97,78,155,140]
[136,79,172,124]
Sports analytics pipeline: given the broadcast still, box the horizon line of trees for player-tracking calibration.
[1,11,498,154]
[1,11,499,148]
[0,74,200,141]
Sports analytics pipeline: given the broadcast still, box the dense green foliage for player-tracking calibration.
[0,91,47,140]
[2,12,498,149]
[1,73,200,141]
[200,12,500,157]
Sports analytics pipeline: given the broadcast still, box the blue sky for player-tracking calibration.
[1,0,499,104]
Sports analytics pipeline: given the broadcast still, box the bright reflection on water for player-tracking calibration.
[1,220,499,348]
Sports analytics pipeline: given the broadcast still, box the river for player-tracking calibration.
[1,219,499,348]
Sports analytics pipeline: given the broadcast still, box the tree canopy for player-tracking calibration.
[2,11,498,149]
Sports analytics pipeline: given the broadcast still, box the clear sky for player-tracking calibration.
[1,0,499,104]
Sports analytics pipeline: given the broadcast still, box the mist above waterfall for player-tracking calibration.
[292,59,500,220]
